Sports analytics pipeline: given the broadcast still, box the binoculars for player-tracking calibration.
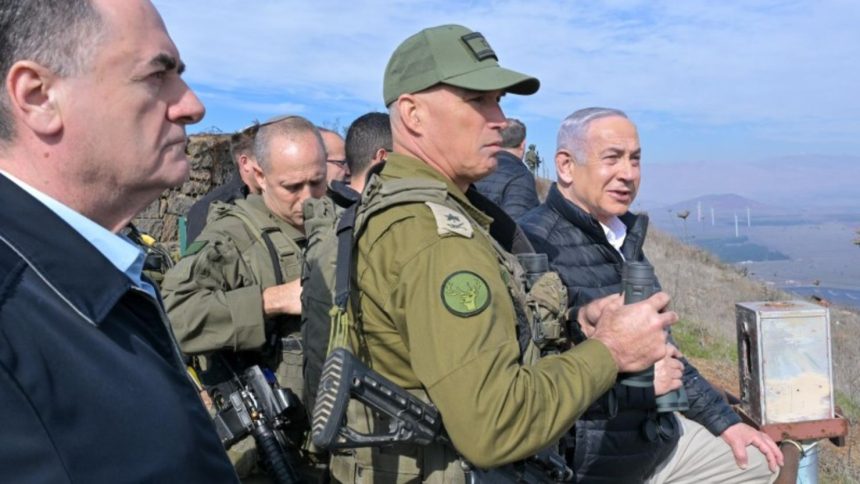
[517,252,549,289]
[619,261,689,415]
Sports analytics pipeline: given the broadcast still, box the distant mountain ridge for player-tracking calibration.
[637,154,860,210]
[659,193,773,214]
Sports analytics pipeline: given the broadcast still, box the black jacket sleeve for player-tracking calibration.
[672,332,742,436]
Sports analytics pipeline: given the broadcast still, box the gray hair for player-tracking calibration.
[500,118,526,149]
[557,107,629,164]
[253,115,325,172]
[345,112,391,176]
[0,0,105,141]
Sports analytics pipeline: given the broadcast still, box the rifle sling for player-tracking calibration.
[333,203,357,310]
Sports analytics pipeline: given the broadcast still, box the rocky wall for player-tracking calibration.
[133,134,234,244]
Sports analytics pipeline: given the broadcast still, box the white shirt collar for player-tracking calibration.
[599,215,627,260]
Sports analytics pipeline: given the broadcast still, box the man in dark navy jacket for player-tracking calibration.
[519,107,782,483]
[473,118,540,218]
[0,0,237,481]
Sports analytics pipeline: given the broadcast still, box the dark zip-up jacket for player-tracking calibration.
[473,150,540,219]
[0,174,238,483]
[519,183,741,482]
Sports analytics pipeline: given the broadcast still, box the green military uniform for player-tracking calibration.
[162,193,305,388]
[162,194,308,482]
[331,154,619,482]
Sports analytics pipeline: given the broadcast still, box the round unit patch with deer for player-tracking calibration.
[441,271,491,317]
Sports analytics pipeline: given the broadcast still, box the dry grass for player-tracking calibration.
[647,228,859,481]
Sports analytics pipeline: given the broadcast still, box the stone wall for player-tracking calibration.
[133,134,235,244]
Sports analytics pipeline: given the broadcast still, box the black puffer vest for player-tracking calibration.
[520,184,742,482]
[519,183,672,482]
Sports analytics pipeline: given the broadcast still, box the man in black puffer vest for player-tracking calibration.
[519,107,782,483]
[473,118,539,219]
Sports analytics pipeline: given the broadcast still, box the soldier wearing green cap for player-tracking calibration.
[329,24,679,482]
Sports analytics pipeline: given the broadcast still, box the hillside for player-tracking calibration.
[645,228,859,481]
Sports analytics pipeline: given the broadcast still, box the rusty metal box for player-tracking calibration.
[736,301,834,424]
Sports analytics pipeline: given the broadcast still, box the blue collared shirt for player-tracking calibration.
[1,171,158,300]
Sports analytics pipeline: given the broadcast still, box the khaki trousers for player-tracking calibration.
[647,415,777,484]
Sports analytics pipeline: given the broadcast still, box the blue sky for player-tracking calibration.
[155,0,859,175]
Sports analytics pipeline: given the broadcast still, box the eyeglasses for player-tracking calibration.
[327,159,348,168]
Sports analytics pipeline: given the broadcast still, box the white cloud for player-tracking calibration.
[154,0,860,151]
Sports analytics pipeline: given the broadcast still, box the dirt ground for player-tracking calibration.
[690,357,858,482]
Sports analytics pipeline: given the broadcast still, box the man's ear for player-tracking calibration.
[6,61,63,136]
[237,154,253,176]
[395,93,422,134]
[252,162,266,192]
[556,149,576,185]
[372,147,387,164]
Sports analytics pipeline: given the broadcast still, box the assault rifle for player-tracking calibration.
[209,365,303,484]
[311,348,573,483]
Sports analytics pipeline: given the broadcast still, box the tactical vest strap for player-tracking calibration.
[260,230,285,285]
[326,203,359,353]
[324,174,452,356]
[333,204,358,310]
[216,199,304,284]
[353,174,449,240]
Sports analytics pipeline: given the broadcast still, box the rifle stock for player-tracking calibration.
[311,348,572,482]
[311,347,442,449]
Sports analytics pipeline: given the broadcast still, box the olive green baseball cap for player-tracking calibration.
[383,24,540,106]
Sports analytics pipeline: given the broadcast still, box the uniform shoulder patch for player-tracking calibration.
[184,239,208,257]
[424,202,473,238]
[441,271,491,317]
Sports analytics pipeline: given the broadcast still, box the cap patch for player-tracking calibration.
[461,32,497,62]
[441,271,491,317]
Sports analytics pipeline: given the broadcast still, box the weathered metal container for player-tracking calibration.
[736,301,834,425]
